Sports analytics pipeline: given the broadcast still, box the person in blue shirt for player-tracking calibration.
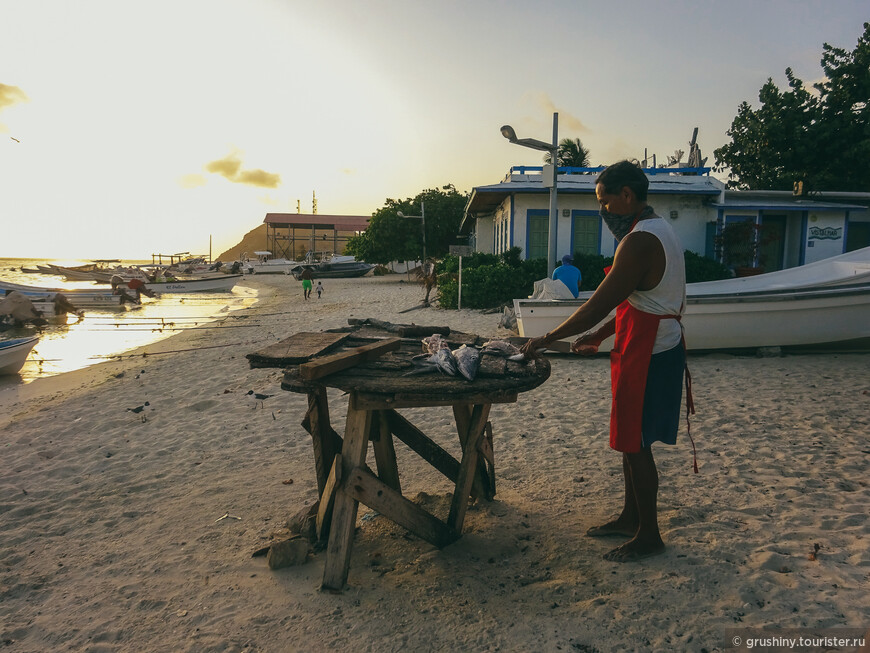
[552,253,582,297]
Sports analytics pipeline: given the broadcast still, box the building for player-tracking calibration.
[461,166,870,271]
[263,213,370,261]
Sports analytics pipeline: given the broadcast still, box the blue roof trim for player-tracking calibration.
[711,202,863,211]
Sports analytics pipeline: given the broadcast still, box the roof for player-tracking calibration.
[463,169,725,217]
[712,198,866,211]
[264,213,370,231]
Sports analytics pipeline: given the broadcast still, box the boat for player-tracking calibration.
[0,336,39,375]
[514,282,870,351]
[243,251,300,275]
[143,274,243,293]
[290,255,375,279]
[0,280,131,307]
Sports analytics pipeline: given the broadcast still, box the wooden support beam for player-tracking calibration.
[371,410,401,493]
[316,453,342,541]
[301,389,342,496]
[447,403,492,533]
[385,409,460,483]
[345,466,458,549]
[300,338,401,381]
[352,391,517,410]
[452,404,492,501]
[322,406,372,591]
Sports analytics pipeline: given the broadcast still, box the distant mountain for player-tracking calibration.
[217,224,267,261]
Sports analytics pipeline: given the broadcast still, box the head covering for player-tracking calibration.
[561,254,574,266]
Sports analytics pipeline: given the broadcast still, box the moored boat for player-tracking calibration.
[243,251,300,275]
[0,280,131,307]
[143,274,243,293]
[0,336,39,375]
[514,282,870,351]
[290,255,374,279]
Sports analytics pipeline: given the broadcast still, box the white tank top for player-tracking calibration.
[627,216,686,354]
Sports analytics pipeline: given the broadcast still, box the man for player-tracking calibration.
[552,253,582,297]
[521,160,688,562]
[299,266,314,300]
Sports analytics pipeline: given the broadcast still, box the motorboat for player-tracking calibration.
[0,280,131,307]
[290,255,374,279]
[143,274,243,293]
[514,281,870,351]
[0,336,39,375]
[243,251,300,275]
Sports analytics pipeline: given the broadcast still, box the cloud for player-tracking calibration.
[204,151,281,188]
[178,173,207,188]
[0,84,28,111]
[527,91,589,134]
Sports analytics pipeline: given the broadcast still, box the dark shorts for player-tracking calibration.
[641,343,685,448]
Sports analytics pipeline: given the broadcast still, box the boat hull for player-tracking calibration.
[143,274,242,293]
[0,281,127,307]
[514,283,870,351]
[0,336,39,375]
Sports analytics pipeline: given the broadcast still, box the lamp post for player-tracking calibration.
[397,200,426,269]
[501,113,559,277]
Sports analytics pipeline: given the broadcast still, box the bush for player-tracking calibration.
[436,248,545,309]
[683,250,731,282]
[571,252,614,291]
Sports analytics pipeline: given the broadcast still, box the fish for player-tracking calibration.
[431,347,459,376]
[422,334,449,354]
[403,354,439,376]
[452,345,481,381]
[481,340,521,357]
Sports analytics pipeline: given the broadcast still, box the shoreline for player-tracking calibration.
[1,274,868,651]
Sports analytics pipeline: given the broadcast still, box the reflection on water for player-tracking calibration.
[0,258,257,386]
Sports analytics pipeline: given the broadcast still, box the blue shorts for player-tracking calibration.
[641,344,685,448]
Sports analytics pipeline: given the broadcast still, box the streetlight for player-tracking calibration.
[501,113,559,277]
[397,200,426,268]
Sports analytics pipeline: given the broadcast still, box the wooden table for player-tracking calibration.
[279,333,550,590]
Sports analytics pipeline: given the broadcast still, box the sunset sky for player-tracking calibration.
[1,0,867,260]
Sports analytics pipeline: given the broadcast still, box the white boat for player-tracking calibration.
[0,336,39,375]
[143,274,242,293]
[514,282,870,351]
[0,280,129,307]
[243,251,300,275]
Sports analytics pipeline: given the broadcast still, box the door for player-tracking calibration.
[527,211,549,260]
[760,214,786,271]
[572,213,600,255]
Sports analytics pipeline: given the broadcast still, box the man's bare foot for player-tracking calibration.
[603,537,665,562]
[585,519,637,538]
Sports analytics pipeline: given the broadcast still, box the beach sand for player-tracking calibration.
[1,274,868,652]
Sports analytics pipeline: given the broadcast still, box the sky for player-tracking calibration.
[0,0,867,260]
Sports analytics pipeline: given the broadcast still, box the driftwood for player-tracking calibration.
[246,332,350,368]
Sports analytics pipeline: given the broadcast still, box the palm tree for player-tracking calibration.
[544,137,591,168]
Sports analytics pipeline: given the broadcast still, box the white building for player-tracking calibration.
[460,166,870,271]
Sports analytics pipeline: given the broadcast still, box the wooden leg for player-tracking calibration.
[371,410,401,493]
[302,388,342,496]
[452,405,492,501]
[448,403,492,533]
[321,405,371,591]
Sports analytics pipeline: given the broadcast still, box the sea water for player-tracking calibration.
[0,258,257,386]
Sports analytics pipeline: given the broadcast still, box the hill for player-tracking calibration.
[217,224,267,261]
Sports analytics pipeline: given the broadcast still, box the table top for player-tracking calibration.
[281,336,550,406]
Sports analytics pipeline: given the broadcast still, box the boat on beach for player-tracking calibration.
[290,255,374,279]
[0,336,39,375]
[143,274,243,293]
[0,280,132,307]
[241,251,301,275]
[514,249,870,351]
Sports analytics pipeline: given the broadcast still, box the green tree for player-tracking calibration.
[345,185,468,265]
[544,137,591,167]
[714,23,870,191]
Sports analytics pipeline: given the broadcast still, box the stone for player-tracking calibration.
[267,537,310,569]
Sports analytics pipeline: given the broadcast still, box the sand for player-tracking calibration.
[1,274,868,652]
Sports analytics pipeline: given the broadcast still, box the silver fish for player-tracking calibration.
[431,347,459,376]
[481,340,521,357]
[452,345,481,381]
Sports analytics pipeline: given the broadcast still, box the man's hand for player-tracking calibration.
[571,331,602,356]
[520,335,549,359]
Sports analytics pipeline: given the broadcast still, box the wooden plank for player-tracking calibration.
[346,466,458,548]
[452,404,491,501]
[300,338,402,381]
[316,453,342,541]
[352,391,518,410]
[371,410,401,493]
[396,325,451,338]
[301,389,342,496]
[246,331,349,368]
[385,409,460,483]
[448,403,492,533]
[322,406,372,591]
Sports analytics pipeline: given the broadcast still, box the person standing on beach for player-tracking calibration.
[299,267,314,300]
[521,160,688,563]
[315,280,324,299]
[552,253,582,297]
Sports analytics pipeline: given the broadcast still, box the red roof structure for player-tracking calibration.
[263,213,370,260]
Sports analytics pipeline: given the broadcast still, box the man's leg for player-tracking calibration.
[586,452,638,537]
[603,446,665,561]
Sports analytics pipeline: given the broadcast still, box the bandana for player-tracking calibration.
[600,205,655,241]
